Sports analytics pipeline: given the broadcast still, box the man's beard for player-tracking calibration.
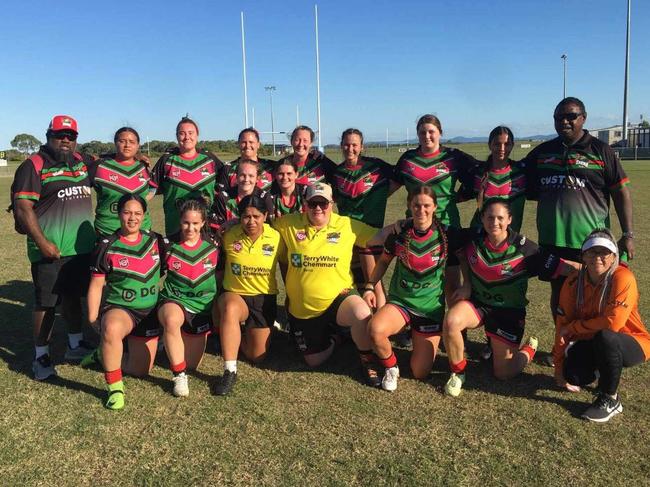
[48,146,75,165]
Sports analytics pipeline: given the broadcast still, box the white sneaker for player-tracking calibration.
[381,365,400,392]
[445,372,465,397]
[33,354,57,381]
[172,372,189,397]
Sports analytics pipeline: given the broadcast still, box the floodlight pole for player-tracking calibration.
[265,86,277,156]
[315,4,323,152]
[241,12,249,127]
[622,0,631,144]
[561,54,567,99]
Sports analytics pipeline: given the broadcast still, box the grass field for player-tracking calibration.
[0,153,649,486]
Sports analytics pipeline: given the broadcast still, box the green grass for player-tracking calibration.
[0,158,649,486]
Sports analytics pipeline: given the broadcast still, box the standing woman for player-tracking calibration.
[158,199,220,397]
[88,127,155,236]
[270,159,308,218]
[468,126,526,232]
[363,186,448,391]
[394,114,478,296]
[333,128,398,308]
[214,195,284,395]
[221,128,276,192]
[212,159,273,230]
[276,125,337,186]
[151,117,224,235]
[86,194,164,410]
[442,199,576,397]
[554,229,650,422]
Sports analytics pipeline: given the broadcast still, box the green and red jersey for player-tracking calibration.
[333,156,395,228]
[394,147,478,228]
[383,221,448,321]
[11,146,95,263]
[88,158,154,236]
[151,149,224,235]
[523,131,629,249]
[161,237,219,315]
[219,157,276,193]
[270,183,308,218]
[91,230,164,310]
[211,187,274,230]
[276,150,337,186]
[469,160,526,232]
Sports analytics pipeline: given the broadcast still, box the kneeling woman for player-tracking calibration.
[442,199,576,397]
[86,194,164,410]
[158,199,220,398]
[554,229,650,423]
[213,194,283,395]
[364,186,448,391]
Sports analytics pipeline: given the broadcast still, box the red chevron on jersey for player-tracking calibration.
[108,239,160,281]
[464,241,527,283]
[166,160,215,189]
[393,238,442,275]
[400,157,455,184]
[480,174,526,198]
[166,249,218,286]
[95,166,149,193]
[334,169,384,199]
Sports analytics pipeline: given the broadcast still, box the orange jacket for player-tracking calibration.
[554,264,650,372]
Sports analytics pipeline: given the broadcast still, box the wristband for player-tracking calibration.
[622,231,634,239]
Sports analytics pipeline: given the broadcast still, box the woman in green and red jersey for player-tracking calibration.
[467,126,526,233]
[151,117,224,236]
[394,114,479,298]
[220,128,276,193]
[213,194,284,396]
[363,186,449,391]
[85,194,165,410]
[270,158,308,218]
[442,199,577,397]
[88,127,155,237]
[158,199,220,398]
[275,125,337,187]
[212,159,273,231]
[333,128,399,309]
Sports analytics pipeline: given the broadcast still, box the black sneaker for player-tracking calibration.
[581,393,623,423]
[213,370,237,396]
[361,361,382,388]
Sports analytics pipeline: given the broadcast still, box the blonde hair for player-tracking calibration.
[576,228,619,316]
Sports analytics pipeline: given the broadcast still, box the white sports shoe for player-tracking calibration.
[381,365,400,392]
[445,372,465,397]
[33,354,57,381]
[172,372,189,397]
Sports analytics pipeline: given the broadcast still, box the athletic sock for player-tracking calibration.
[450,359,467,374]
[105,368,123,385]
[68,333,83,349]
[35,345,49,359]
[171,360,187,376]
[378,352,397,369]
[520,345,536,362]
[224,360,237,373]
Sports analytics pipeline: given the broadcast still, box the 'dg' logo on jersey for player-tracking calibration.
[122,289,136,302]
[231,263,241,275]
[291,253,302,268]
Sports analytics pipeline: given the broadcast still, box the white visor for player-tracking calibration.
[581,236,618,255]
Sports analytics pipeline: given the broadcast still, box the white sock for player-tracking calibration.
[68,333,83,348]
[224,360,237,373]
[35,345,49,359]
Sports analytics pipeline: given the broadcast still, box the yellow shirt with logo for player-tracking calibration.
[273,212,377,318]
[223,223,283,296]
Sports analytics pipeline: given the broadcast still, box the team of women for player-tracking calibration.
[69,114,648,422]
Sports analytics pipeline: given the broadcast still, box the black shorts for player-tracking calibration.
[289,289,358,355]
[31,254,91,308]
[351,246,383,287]
[469,301,526,346]
[160,299,212,336]
[241,294,277,331]
[101,305,161,339]
[387,302,443,336]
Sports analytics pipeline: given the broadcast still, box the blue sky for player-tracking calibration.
[1,0,648,148]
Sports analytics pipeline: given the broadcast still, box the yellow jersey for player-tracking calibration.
[273,212,377,318]
[222,223,283,296]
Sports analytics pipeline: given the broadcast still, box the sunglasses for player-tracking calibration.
[51,131,78,141]
[553,112,583,122]
[307,199,330,210]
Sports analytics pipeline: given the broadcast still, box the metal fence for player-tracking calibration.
[614,147,650,160]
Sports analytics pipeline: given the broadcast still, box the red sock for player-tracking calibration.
[450,359,467,374]
[358,350,376,364]
[378,352,397,368]
[520,345,536,362]
[104,368,122,385]
[171,360,187,375]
